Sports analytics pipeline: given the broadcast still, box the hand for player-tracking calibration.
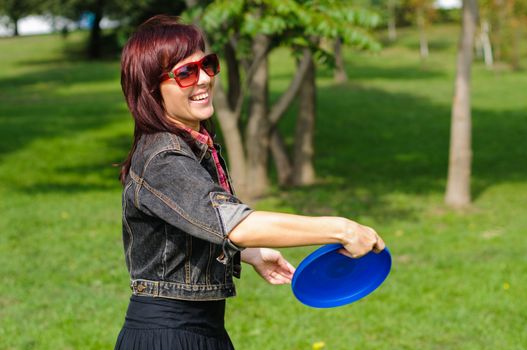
[241,248,296,285]
[339,221,385,259]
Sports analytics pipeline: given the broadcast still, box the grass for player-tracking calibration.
[0,26,526,349]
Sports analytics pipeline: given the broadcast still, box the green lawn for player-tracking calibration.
[1,26,526,350]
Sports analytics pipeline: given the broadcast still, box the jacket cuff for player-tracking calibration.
[217,238,244,265]
[210,192,253,264]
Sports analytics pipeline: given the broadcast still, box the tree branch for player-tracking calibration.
[224,41,241,111]
[234,36,272,119]
[269,48,312,126]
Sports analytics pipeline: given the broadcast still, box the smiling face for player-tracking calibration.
[160,51,215,131]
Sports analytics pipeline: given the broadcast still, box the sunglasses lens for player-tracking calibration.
[175,64,199,87]
[168,54,220,87]
[202,54,220,76]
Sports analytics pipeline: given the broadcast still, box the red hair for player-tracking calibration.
[119,15,210,184]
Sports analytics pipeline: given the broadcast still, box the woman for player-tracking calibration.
[115,15,385,350]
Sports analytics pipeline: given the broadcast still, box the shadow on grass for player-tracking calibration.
[403,38,454,53]
[0,59,123,156]
[0,60,120,89]
[0,50,132,194]
[271,81,527,222]
[2,38,525,219]
[15,132,132,194]
[316,61,446,81]
[272,63,446,83]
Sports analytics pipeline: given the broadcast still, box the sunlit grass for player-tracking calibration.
[1,26,526,349]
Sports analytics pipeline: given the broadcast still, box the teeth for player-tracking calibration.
[190,92,209,101]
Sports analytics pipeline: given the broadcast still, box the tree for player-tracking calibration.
[0,0,42,36]
[478,18,494,68]
[479,0,527,69]
[196,0,380,199]
[506,0,527,70]
[293,47,316,185]
[41,0,187,58]
[333,37,348,83]
[402,0,436,59]
[370,0,401,42]
[477,0,496,68]
[445,0,479,208]
[387,0,398,41]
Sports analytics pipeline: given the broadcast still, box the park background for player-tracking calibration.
[0,0,526,349]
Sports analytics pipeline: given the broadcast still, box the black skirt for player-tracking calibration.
[114,295,235,350]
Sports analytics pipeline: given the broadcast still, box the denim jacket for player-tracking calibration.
[121,131,253,300]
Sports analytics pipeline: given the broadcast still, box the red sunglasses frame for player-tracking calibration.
[161,53,220,88]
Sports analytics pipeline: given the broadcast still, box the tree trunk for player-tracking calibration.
[293,51,316,186]
[185,0,199,7]
[417,7,429,59]
[480,19,494,68]
[270,129,293,186]
[493,0,505,62]
[245,34,271,198]
[445,0,478,208]
[224,42,241,110]
[213,91,248,198]
[13,18,19,36]
[388,0,397,41]
[88,0,104,59]
[334,37,348,83]
[511,20,521,70]
[269,48,314,187]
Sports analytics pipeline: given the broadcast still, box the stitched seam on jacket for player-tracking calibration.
[142,146,183,178]
[129,170,142,209]
[224,256,228,285]
[185,235,192,284]
[210,193,228,234]
[138,178,224,239]
[162,224,168,280]
[168,133,181,150]
[206,243,213,285]
[135,185,141,209]
[123,181,135,278]
[131,278,234,289]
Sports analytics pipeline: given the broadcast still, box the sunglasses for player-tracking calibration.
[161,53,220,88]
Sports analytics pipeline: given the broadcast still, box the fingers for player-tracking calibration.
[268,270,292,285]
[278,258,296,276]
[373,235,386,253]
[342,223,386,258]
[269,249,296,277]
[275,260,295,283]
[338,248,353,258]
[254,248,296,285]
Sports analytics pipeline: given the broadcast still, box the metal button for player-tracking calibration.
[204,151,211,159]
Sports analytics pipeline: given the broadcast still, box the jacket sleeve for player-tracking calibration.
[134,150,253,264]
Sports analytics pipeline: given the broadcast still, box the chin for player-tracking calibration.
[195,107,215,121]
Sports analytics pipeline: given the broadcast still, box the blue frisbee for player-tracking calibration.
[292,244,391,308]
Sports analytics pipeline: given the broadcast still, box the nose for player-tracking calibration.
[197,68,212,86]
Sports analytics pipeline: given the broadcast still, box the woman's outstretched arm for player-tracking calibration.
[228,211,385,259]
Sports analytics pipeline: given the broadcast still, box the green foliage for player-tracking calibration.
[37,0,187,58]
[400,0,437,24]
[199,0,382,67]
[0,0,39,18]
[479,0,527,67]
[435,8,461,23]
